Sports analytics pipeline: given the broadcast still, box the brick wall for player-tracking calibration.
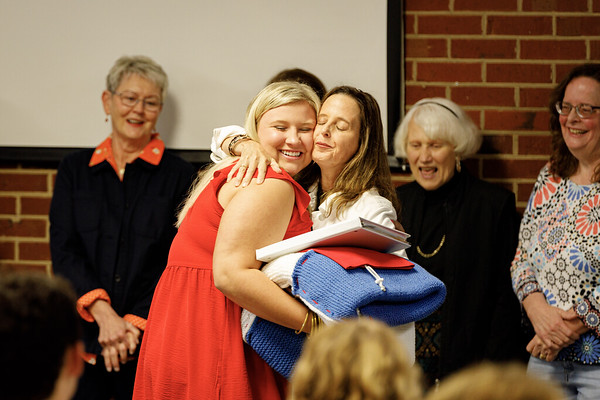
[0,163,55,272]
[2,2,600,270]
[395,0,600,208]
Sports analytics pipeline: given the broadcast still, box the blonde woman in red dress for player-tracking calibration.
[133,81,320,399]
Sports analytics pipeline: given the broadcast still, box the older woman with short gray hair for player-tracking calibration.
[394,97,528,387]
[49,55,195,399]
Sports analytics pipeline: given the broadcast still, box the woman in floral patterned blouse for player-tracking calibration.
[511,63,600,399]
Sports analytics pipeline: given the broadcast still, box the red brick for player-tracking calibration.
[405,38,447,58]
[592,41,600,60]
[523,0,588,11]
[19,242,51,261]
[517,183,536,202]
[0,196,16,214]
[482,159,547,179]
[466,110,482,128]
[405,61,415,82]
[21,197,52,216]
[520,88,553,108]
[405,85,447,105]
[484,110,549,131]
[405,0,451,11]
[0,173,48,192]
[452,39,516,59]
[452,86,515,107]
[487,63,552,84]
[480,135,514,155]
[0,262,48,274]
[405,15,416,34]
[0,241,15,260]
[455,0,517,11]
[0,219,47,238]
[558,16,600,36]
[518,135,553,156]
[417,62,482,83]
[418,15,482,35]
[521,40,586,60]
[487,16,552,36]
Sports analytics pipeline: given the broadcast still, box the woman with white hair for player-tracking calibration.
[393,98,528,387]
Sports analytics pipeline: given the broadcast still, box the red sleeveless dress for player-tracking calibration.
[133,165,312,400]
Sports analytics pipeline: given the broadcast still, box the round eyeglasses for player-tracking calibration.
[555,101,600,119]
[113,91,162,112]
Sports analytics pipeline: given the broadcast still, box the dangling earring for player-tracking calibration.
[105,114,109,123]
[455,156,461,173]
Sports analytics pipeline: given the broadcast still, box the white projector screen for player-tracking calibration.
[0,0,387,150]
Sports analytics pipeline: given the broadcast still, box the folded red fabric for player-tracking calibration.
[307,247,414,270]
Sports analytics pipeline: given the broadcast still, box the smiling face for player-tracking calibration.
[312,94,361,179]
[405,120,456,191]
[102,74,162,145]
[560,76,600,166]
[256,101,315,176]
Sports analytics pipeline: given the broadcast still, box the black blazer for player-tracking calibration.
[397,171,528,378]
[50,148,195,355]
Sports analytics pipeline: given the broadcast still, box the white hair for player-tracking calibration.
[394,98,482,158]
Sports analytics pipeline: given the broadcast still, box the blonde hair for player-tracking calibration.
[425,362,565,400]
[289,318,422,400]
[394,97,481,159]
[176,81,320,227]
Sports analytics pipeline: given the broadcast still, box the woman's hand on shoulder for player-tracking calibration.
[228,140,282,187]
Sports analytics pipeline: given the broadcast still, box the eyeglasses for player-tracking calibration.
[555,101,600,119]
[113,91,162,112]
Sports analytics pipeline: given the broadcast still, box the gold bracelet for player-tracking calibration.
[228,134,250,156]
[295,310,310,334]
[310,311,321,336]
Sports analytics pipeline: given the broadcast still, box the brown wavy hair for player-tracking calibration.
[548,63,600,182]
[295,86,401,218]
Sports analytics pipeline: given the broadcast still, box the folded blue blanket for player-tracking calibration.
[244,249,446,379]
[292,250,446,325]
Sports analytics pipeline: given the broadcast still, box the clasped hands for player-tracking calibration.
[89,299,141,372]
[524,293,588,362]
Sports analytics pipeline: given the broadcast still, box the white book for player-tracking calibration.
[256,217,411,262]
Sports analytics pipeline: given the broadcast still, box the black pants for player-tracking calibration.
[73,357,138,400]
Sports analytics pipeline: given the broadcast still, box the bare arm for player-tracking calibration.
[212,178,311,332]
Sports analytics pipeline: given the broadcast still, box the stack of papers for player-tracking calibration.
[256,217,411,262]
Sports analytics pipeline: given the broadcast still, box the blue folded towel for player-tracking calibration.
[244,317,306,379]
[291,250,446,325]
[244,249,446,379]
